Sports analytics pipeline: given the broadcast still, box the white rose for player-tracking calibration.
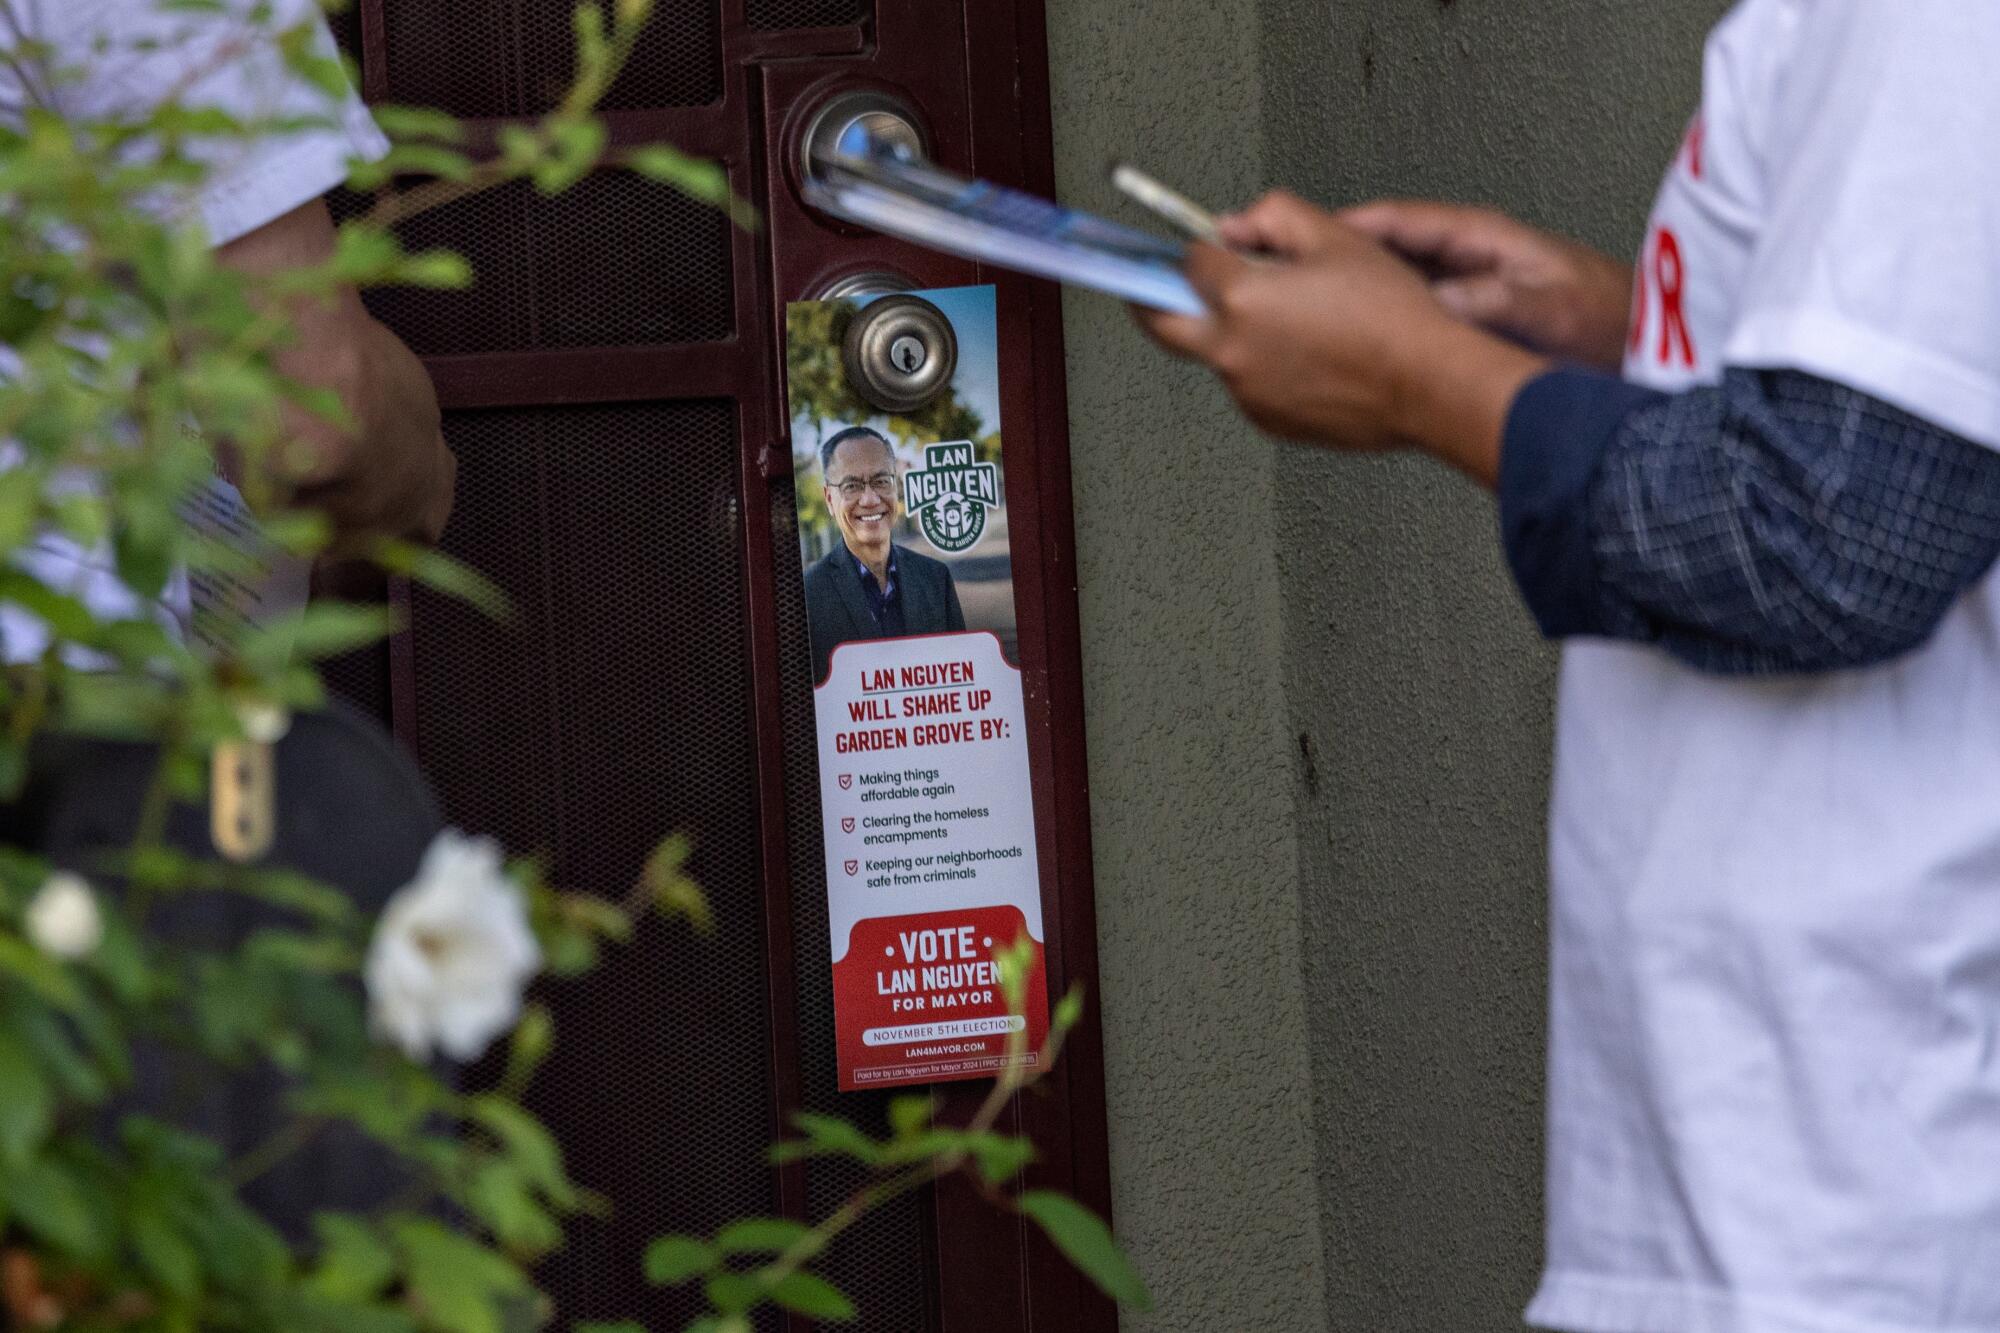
[364,830,541,1062]
[25,871,102,959]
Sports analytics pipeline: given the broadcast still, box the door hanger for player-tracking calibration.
[784,286,1050,1091]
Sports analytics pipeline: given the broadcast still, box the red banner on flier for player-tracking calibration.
[833,904,1046,1087]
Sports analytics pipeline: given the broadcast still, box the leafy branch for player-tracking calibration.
[637,939,1149,1331]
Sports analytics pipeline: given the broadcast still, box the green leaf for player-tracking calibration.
[1053,985,1085,1033]
[966,1132,1035,1186]
[625,145,756,228]
[113,516,176,601]
[129,1192,202,1297]
[292,1298,421,1333]
[310,1213,398,1302]
[557,891,632,943]
[767,1271,855,1322]
[12,1005,106,1105]
[462,1160,561,1255]
[532,117,606,195]
[395,249,473,290]
[1017,1191,1150,1311]
[291,52,355,100]
[258,508,334,558]
[392,1217,529,1333]
[465,1096,575,1208]
[371,539,510,620]
[503,1004,553,1090]
[497,124,544,173]
[0,570,101,644]
[8,1154,105,1261]
[0,935,83,1012]
[642,1234,714,1285]
[641,833,710,932]
[713,1217,809,1255]
[192,1194,290,1290]
[704,1272,757,1315]
[0,290,51,344]
[0,468,42,556]
[251,601,398,664]
[279,382,355,437]
[371,105,467,144]
[0,741,25,803]
[994,934,1036,1008]
[67,998,132,1087]
[0,1026,54,1163]
[887,1094,930,1139]
[331,223,405,284]
[540,928,597,976]
[782,1111,880,1165]
[348,143,475,190]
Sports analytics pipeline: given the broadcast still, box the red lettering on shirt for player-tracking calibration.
[1683,112,1705,181]
[1653,226,1696,368]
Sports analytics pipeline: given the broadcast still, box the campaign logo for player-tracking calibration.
[903,440,999,555]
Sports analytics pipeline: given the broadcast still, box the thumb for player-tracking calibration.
[1132,243,1241,362]
[1181,241,1243,314]
[1216,190,1335,259]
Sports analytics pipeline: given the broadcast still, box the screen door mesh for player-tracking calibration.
[411,401,778,1330]
[381,0,722,116]
[329,174,734,356]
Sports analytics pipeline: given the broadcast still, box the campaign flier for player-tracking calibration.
[785,285,1049,1091]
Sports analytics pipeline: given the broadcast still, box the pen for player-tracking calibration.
[1109,161,1223,244]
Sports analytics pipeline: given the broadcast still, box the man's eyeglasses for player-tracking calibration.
[833,474,900,500]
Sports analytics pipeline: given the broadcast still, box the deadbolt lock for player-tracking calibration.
[801,90,927,189]
[841,293,958,414]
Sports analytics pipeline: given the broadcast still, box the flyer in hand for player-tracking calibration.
[803,123,1205,316]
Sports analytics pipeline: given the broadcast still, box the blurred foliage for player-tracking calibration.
[0,0,1141,1327]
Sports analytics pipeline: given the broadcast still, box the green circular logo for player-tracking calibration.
[903,441,999,556]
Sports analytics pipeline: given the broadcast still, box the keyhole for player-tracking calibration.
[889,335,926,375]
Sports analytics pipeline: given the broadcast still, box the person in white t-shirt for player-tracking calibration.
[0,0,451,656]
[1142,3,2000,1331]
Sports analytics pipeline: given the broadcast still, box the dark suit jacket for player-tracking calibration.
[803,541,965,682]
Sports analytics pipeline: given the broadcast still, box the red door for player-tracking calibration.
[322,2,1113,1328]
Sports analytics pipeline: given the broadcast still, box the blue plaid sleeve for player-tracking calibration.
[1500,366,2000,674]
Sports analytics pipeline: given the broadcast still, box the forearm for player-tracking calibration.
[284,313,453,547]
[218,201,453,548]
[1501,367,2000,674]
[1389,320,1550,488]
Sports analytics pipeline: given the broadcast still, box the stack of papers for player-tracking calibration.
[802,124,1206,316]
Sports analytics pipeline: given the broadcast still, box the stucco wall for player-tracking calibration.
[1261,4,1725,1328]
[1045,1,1328,1328]
[1049,1,1725,1330]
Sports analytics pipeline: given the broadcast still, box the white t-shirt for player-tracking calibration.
[0,0,388,661]
[1529,5,2000,1332]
